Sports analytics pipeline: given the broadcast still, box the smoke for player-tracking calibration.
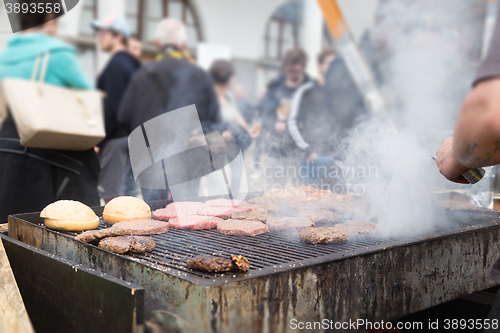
[340,0,485,237]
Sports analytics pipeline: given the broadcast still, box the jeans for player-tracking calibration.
[299,154,336,184]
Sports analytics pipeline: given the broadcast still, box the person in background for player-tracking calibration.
[209,60,252,151]
[128,34,142,59]
[290,48,338,187]
[317,47,337,87]
[209,60,253,191]
[124,33,143,197]
[0,5,99,221]
[436,6,500,322]
[232,83,256,126]
[91,15,141,203]
[260,48,327,188]
[118,18,221,201]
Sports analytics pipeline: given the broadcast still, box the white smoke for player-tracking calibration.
[341,0,485,237]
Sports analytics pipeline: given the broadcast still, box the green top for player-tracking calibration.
[0,33,92,89]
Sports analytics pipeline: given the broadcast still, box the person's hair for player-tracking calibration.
[110,30,128,47]
[282,48,308,68]
[209,60,235,85]
[317,47,337,65]
[19,0,58,31]
[154,18,187,47]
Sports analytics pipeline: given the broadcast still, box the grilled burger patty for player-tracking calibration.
[186,256,235,272]
[113,219,169,235]
[197,206,245,218]
[204,199,248,207]
[99,236,155,254]
[266,217,313,231]
[333,221,376,235]
[299,227,348,244]
[168,216,222,229]
[76,227,128,244]
[217,219,269,236]
[299,210,342,223]
[153,201,208,220]
[231,210,272,222]
[186,255,250,272]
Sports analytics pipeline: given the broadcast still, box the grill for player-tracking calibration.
[88,227,395,284]
[7,200,500,332]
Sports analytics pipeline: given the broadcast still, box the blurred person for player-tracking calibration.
[125,33,143,197]
[293,49,339,187]
[209,60,252,150]
[118,18,221,201]
[260,48,330,188]
[232,83,256,126]
[317,47,337,87]
[435,4,500,322]
[323,21,388,148]
[209,60,252,191]
[92,15,141,203]
[0,6,99,221]
[128,34,143,59]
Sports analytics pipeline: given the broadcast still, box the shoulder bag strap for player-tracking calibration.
[31,55,42,81]
[38,52,50,83]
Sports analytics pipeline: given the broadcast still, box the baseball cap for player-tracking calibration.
[91,15,131,38]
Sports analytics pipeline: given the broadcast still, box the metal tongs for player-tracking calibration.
[432,157,485,184]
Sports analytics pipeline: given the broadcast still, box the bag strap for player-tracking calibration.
[31,52,50,83]
[31,56,41,81]
[39,52,50,83]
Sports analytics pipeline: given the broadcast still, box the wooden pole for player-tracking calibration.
[0,238,33,333]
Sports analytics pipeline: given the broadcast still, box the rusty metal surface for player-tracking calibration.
[1,234,145,333]
[206,227,500,332]
[7,209,500,332]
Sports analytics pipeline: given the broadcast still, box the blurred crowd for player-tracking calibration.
[0,0,486,221]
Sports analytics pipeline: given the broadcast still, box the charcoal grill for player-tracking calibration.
[7,201,500,333]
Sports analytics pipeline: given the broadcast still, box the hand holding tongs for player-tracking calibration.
[431,156,485,184]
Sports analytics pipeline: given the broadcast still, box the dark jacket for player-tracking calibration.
[118,56,221,135]
[97,51,141,144]
[0,117,100,221]
[324,31,382,145]
[324,56,367,143]
[260,75,330,158]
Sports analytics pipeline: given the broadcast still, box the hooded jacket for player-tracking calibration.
[0,33,92,88]
[118,49,221,135]
[260,75,331,158]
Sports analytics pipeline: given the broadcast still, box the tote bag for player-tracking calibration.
[0,52,105,151]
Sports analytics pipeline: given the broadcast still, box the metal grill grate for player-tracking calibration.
[15,208,500,285]
[84,209,498,283]
[131,229,391,278]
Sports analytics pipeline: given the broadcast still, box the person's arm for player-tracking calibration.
[437,5,500,183]
[51,51,93,89]
[287,82,315,159]
[437,79,500,182]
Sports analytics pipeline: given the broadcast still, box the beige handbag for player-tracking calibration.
[0,52,105,151]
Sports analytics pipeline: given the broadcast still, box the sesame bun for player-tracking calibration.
[102,196,151,224]
[41,200,100,231]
